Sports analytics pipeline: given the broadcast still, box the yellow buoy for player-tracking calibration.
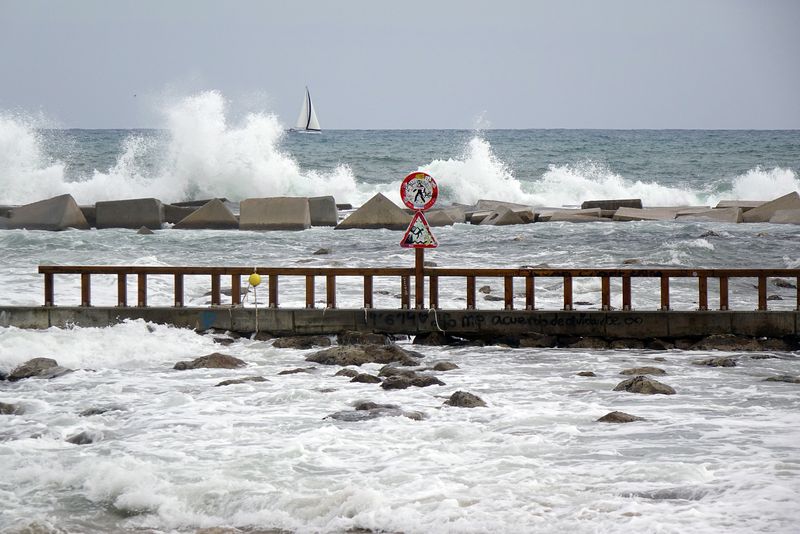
[248,272,261,287]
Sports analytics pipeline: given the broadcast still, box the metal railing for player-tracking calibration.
[38,265,800,311]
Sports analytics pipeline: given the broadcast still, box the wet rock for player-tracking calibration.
[576,371,596,377]
[673,338,698,350]
[214,376,267,387]
[277,367,316,375]
[213,336,236,346]
[519,333,558,348]
[566,337,609,349]
[378,366,418,378]
[758,338,795,351]
[273,335,331,349]
[653,356,667,362]
[484,294,504,302]
[597,411,644,423]
[337,331,391,346]
[80,405,126,416]
[174,353,246,370]
[623,258,642,265]
[767,294,782,301]
[334,368,359,378]
[430,361,459,371]
[66,431,100,445]
[312,248,331,255]
[381,376,413,390]
[35,366,74,380]
[773,278,797,289]
[423,260,437,267]
[699,230,721,238]
[574,301,594,306]
[136,226,154,235]
[691,334,761,351]
[610,339,646,350]
[0,370,7,381]
[413,332,463,346]
[763,375,800,384]
[692,357,737,367]
[306,344,422,367]
[613,376,676,395]
[478,285,492,294]
[628,487,710,501]
[355,401,399,411]
[0,402,24,415]
[620,367,666,376]
[8,357,60,381]
[411,375,445,387]
[326,407,421,422]
[351,373,382,384]
[251,331,273,341]
[444,391,487,408]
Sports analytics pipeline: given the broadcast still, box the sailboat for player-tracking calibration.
[290,86,321,133]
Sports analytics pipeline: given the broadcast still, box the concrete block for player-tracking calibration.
[424,209,456,227]
[173,199,238,229]
[0,307,50,329]
[715,200,763,212]
[164,204,198,224]
[368,309,421,334]
[335,193,411,230]
[479,206,534,226]
[542,208,603,222]
[0,217,9,229]
[742,192,800,223]
[604,312,669,338]
[467,210,493,224]
[676,207,743,223]
[8,194,89,230]
[240,197,311,231]
[730,311,797,337]
[581,199,642,210]
[769,209,800,224]
[666,311,732,337]
[79,206,96,227]
[96,198,164,229]
[292,309,359,334]
[476,199,534,211]
[308,196,339,226]
[612,207,677,221]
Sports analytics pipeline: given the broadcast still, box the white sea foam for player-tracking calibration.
[728,166,800,201]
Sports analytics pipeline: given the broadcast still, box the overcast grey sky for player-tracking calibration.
[1,0,798,129]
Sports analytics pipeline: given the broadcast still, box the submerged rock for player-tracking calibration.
[444,391,487,408]
[0,402,24,415]
[80,405,126,416]
[174,353,246,370]
[350,373,382,384]
[763,375,800,384]
[215,376,268,387]
[620,367,666,376]
[326,401,424,421]
[277,367,316,375]
[692,357,737,367]
[378,365,419,378]
[66,431,100,445]
[272,335,331,349]
[597,411,644,423]
[576,371,597,377]
[613,376,676,395]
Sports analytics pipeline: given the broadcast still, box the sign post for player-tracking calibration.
[399,172,439,309]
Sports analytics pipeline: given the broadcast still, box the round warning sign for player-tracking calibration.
[400,172,438,211]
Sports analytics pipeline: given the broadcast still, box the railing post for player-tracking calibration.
[504,276,514,310]
[117,273,127,307]
[401,275,411,309]
[622,275,631,310]
[210,273,221,305]
[758,275,767,310]
[80,273,91,307]
[429,275,439,309]
[698,275,708,311]
[466,275,476,310]
[797,276,800,311]
[415,248,424,309]
[137,273,147,307]
[525,274,535,310]
[719,276,728,311]
[660,275,669,310]
[563,274,573,311]
[232,274,241,305]
[326,274,336,309]
[44,272,54,306]
[269,274,278,308]
[174,273,184,307]
[602,276,611,310]
[363,275,373,309]
[306,275,316,309]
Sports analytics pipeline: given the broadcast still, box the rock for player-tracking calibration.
[411,375,445,387]
[430,361,459,371]
[763,375,800,383]
[692,357,737,367]
[335,192,411,230]
[350,373,382,384]
[675,207,743,223]
[773,278,797,289]
[251,332,273,341]
[173,353,246,370]
[699,230,721,238]
[620,367,666,376]
[173,198,238,229]
[581,199,642,210]
[597,411,644,423]
[646,338,675,350]
[378,365,419,378]
[272,335,332,349]
[79,405,126,416]
[8,357,59,381]
[35,366,74,380]
[484,294,505,302]
[444,391,487,408]
[610,339,646,349]
[215,376,267,386]
[326,405,421,421]
[337,331,391,346]
[613,376,676,395]
[334,368,359,378]
[66,431,99,445]
[623,258,642,265]
[0,402,24,415]
[136,226,154,235]
[769,209,800,224]
[312,248,331,255]
[239,197,311,230]
[567,337,609,349]
[7,194,90,230]
[278,367,315,375]
[767,295,782,301]
[519,333,558,348]
[413,332,463,346]
[306,344,422,366]
[742,192,800,223]
[96,197,164,229]
[308,195,339,226]
[380,376,412,389]
[691,334,761,351]
[478,285,492,294]
[576,371,596,377]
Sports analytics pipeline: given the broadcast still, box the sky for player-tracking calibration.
[0,0,798,129]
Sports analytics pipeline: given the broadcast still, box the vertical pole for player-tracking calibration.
[401,276,411,309]
[306,275,315,309]
[81,273,91,307]
[232,274,241,305]
[698,275,708,311]
[269,274,278,308]
[525,274,535,310]
[796,276,800,311]
[415,248,424,309]
[138,273,147,307]
[363,275,373,309]
[211,273,221,305]
[44,272,54,306]
[660,275,669,310]
[504,275,514,310]
[429,275,439,309]
[622,275,631,310]
[563,274,573,311]
[758,275,767,311]
[117,273,127,307]
[326,274,336,309]
[719,276,728,311]
[174,274,184,307]
[466,275,476,310]
[602,276,611,310]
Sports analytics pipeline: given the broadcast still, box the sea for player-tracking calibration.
[1,91,799,533]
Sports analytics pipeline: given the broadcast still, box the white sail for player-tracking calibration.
[294,87,321,132]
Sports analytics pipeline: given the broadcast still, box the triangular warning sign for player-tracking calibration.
[400,211,438,248]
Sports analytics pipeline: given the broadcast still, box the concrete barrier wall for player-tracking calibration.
[2,306,798,339]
